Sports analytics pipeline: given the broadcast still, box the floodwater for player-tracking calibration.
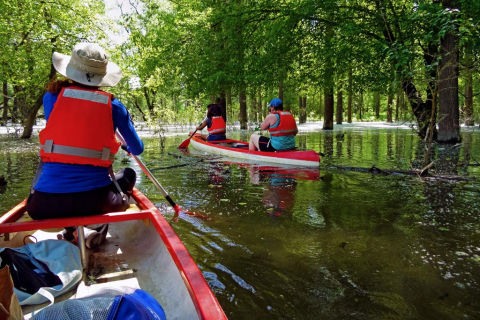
[1,122,479,319]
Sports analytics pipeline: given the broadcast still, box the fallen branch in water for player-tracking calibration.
[328,164,476,182]
[418,161,435,177]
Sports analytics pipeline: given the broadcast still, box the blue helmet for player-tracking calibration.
[268,98,283,107]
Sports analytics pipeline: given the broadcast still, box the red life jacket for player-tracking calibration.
[268,111,297,137]
[207,116,226,135]
[39,86,120,167]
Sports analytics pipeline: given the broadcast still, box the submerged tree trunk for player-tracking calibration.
[239,90,247,129]
[336,86,343,124]
[437,16,460,143]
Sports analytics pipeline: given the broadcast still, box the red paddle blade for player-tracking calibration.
[173,204,212,221]
[178,138,191,149]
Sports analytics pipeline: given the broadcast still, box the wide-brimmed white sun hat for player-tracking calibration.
[52,43,122,87]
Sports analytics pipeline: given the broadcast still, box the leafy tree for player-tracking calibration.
[0,0,108,138]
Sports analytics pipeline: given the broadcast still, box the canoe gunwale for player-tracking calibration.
[0,188,227,320]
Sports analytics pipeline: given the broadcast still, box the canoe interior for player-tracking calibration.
[0,206,199,320]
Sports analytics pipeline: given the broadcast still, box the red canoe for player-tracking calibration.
[0,188,227,319]
[190,134,320,167]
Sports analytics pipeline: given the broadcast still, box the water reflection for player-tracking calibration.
[207,162,230,186]
[248,166,297,217]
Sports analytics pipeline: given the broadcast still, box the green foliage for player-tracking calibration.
[2,0,480,129]
[0,0,109,126]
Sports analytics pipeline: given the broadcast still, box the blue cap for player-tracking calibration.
[268,98,283,107]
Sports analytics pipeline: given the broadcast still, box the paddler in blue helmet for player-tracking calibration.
[249,98,298,151]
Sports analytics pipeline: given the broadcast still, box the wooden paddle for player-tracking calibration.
[178,127,199,149]
[116,132,210,220]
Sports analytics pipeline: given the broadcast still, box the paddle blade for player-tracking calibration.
[178,138,191,149]
[173,204,212,221]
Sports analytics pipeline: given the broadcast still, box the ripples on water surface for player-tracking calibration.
[1,123,479,319]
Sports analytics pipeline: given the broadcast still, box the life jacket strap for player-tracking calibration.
[108,166,127,201]
[63,88,109,104]
[41,140,115,161]
[208,128,226,134]
[270,129,297,134]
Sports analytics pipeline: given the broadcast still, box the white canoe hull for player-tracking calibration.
[190,137,319,167]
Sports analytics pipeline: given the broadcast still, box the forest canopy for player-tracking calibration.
[1,0,479,142]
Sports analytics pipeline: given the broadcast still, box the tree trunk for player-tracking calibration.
[248,90,256,122]
[21,95,43,138]
[217,91,227,122]
[318,92,323,120]
[395,89,400,122]
[437,13,460,143]
[463,42,474,126]
[239,90,247,129]
[226,88,233,121]
[278,79,284,101]
[323,22,334,130]
[299,95,307,124]
[375,0,437,139]
[2,82,8,125]
[257,91,263,121]
[374,92,380,119]
[143,87,154,113]
[358,93,364,120]
[303,96,307,122]
[323,88,334,130]
[386,92,393,122]
[21,47,58,138]
[400,89,406,120]
[348,69,352,123]
[336,86,343,124]
[133,98,148,122]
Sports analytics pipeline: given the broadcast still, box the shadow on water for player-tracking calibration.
[1,126,480,319]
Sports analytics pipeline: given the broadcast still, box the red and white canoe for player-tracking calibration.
[0,188,227,319]
[190,134,320,167]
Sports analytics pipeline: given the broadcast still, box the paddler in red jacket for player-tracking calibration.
[249,98,298,151]
[26,43,144,248]
[192,104,227,141]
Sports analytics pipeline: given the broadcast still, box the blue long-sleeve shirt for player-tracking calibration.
[34,91,144,193]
